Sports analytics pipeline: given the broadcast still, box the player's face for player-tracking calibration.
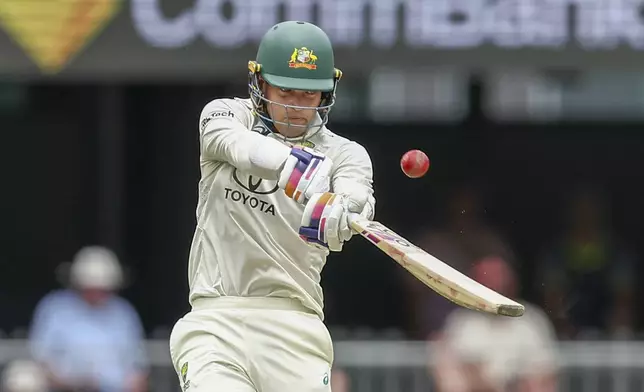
[263,83,322,137]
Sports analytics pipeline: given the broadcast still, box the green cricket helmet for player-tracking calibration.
[248,21,342,134]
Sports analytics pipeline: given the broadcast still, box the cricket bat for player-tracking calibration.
[348,214,525,317]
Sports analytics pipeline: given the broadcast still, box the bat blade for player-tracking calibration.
[349,214,525,317]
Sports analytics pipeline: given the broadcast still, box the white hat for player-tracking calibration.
[1,360,48,392]
[69,246,123,290]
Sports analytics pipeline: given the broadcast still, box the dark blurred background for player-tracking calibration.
[2,1,644,391]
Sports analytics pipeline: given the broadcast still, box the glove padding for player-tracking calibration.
[278,147,332,204]
[299,191,371,252]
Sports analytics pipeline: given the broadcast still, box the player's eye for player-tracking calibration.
[279,88,291,93]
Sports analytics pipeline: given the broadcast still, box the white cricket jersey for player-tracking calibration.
[187,97,375,319]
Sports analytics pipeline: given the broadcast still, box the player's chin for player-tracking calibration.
[277,123,309,138]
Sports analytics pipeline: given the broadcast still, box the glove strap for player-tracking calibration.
[284,147,323,201]
[299,192,337,247]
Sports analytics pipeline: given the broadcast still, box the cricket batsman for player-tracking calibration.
[169,21,376,391]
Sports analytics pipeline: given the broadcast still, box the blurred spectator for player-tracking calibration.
[403,184,515,339]
[1,359,48,392]
[28,246,148,392]
[430,257,558,392]
[537,187,637,339]
[330,368,351,392]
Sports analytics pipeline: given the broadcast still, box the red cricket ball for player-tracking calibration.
[400,149,430,178]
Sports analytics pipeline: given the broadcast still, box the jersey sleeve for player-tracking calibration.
[199,99,290,179]
[331,142,376,219]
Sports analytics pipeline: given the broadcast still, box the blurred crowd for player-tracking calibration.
[2,247,148,392]
[397,183,637,392]
[405,183,637,341]
[1,183,639,392]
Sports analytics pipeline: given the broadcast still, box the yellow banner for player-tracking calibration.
[0,0,121,73]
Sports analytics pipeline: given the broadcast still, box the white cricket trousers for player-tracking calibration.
[169,297,334,392]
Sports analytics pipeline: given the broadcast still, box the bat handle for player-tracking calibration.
[347,213,364,232]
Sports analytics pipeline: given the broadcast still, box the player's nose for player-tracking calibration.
[286,105,304,115]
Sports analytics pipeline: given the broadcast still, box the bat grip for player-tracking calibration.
[347,213,363,233]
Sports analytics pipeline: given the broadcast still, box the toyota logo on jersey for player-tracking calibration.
[232,169,279,195]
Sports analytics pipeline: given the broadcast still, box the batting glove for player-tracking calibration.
[278,147,333,204]
[299,191,371,252]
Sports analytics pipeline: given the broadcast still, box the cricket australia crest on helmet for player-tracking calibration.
[289,47,318,70]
